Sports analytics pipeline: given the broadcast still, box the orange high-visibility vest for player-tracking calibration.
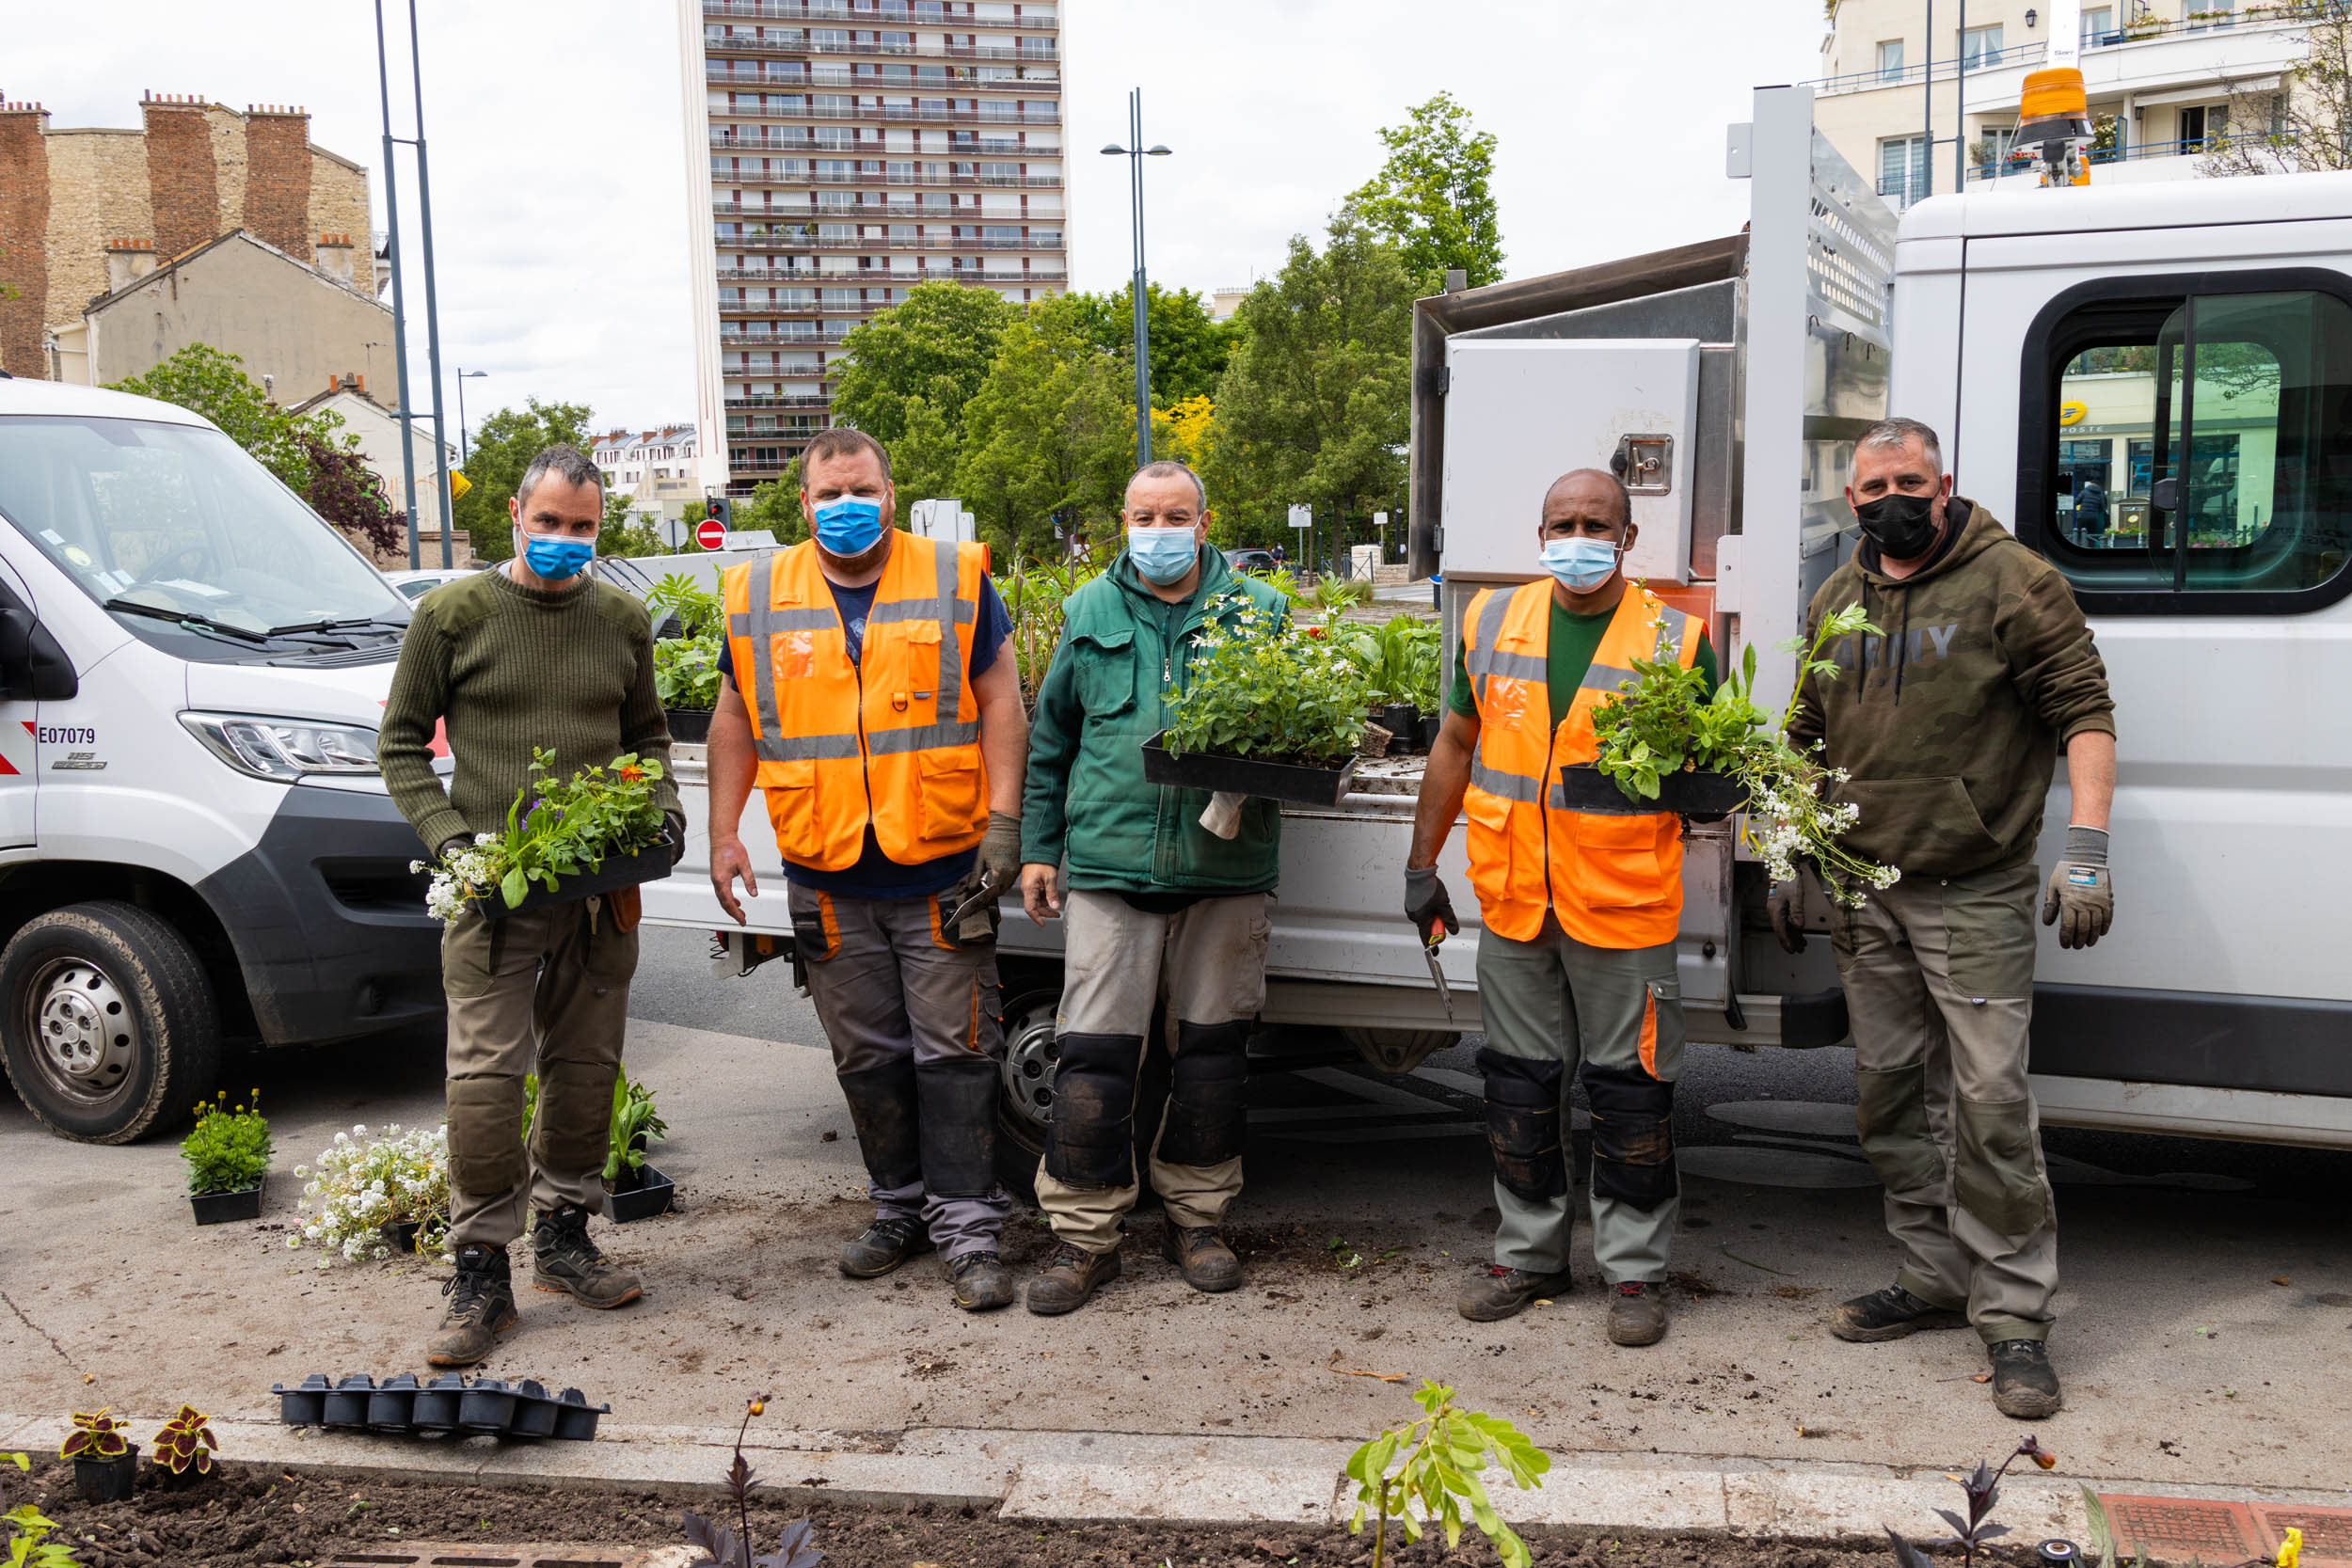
[722,532,991,872]
[1460,580,1701,948]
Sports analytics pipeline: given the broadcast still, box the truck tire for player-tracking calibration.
[0,901,223,1144]
[1343,1025,1455,1075]
[993,983,1169,1207]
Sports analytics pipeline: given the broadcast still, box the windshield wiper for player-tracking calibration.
[103,597,272,645]
[266,614,409,635]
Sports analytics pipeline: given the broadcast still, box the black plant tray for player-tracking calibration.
[1140,731,1358,808]
[272,1371,606,1441]
[665,705,713,745]
[1557,764,1748,823]
[496,833,675,919]
[604,1162,675,1223]
[189,1179,262,1225]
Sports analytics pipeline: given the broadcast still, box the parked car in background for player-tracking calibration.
[1223,547,1279,575]
[383,565,485,599]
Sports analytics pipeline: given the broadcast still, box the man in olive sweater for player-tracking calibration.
[380,444,680,1368]
[1773,417,2116,1420]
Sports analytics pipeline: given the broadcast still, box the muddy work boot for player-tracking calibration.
[1160,1225,1244,1293]
[1607,1281,1670,1346]
[839,1214,936,1278]
[1024,1242,1121,1315]
[531,1203,644,1308]
[1456,1263,1574,1323]
[426,1243,517,1368]
[1989,1338,2063,1418]
[1830,1283,1968,1343]
[946,1250,1016,1312]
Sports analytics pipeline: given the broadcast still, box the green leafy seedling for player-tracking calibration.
[1344,1379,1549,1568]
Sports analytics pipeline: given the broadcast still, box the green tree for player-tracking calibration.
[2206,2,2352,175]
[1071,281,1241,407]
[1351,91,1505,292]
[113,342,316,490]
[1205,211,1416,553]
[891,394,963,524]
[955,295,1133,562]
[737,467,810,546]
[452,398,596,562]
[830,280,1018,450]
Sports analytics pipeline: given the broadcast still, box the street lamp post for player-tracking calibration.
[1101,90,1171,467]
[455,369,487,466]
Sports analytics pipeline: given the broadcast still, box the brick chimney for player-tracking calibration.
[104,238,158,293]
[315,231,356,286]
[243,104,312,261]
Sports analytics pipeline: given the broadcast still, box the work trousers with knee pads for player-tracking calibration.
[1035,890,1269,1253]
[1473,915,1682,1284]
[443,897,637,1250]
[791,882,1011,1260]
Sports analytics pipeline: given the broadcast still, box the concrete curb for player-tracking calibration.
[7,1414,2349,1537]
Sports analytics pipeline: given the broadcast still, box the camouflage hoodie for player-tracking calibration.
[1788,499,2115,879]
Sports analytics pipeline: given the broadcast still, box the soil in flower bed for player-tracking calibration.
[11,1457,2012,1568]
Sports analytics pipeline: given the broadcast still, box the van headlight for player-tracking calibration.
[180,712,381,780]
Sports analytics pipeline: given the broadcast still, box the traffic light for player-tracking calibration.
[709,496,735,530]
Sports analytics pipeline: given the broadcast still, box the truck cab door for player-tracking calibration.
[0,570,61,849]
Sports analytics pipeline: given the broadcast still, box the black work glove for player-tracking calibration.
[2042,825,2113,949]
[664,808,689,866]
[1768,877,1807,955]
[1404,864,1458,947]
[436,836,471,865]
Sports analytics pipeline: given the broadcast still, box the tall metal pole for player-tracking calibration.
[1923,0,1934,201]
[1955,0,1968,190]
[1129,89,1152,467]
[408,0,455,569]
[375,0,421,570]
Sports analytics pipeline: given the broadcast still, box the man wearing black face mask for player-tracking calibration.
[1776,417,2116,1421]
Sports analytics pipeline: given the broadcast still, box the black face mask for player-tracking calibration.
[1853,490,1942,559]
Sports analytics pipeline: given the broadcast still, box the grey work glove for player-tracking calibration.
[436,835,471,866]
[2042,825,2113,949]
[1405,863,1458,947]
[1768,877,1807,955]
[978,811,1023,897]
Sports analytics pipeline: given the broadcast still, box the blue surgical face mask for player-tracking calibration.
[1127,526,1200,585]
[812,494,887,557]
[1540,536,1623,593]
[516,530,595,581]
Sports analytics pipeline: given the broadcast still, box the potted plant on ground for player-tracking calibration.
[418,749,672,923]
[148,1406,218,1485]
[604,1072,675,1223]
[644,573,725,744]
[1341,613,1442,753]
[289,1122,451,1264]
[181,1090,269,1224]
[1149,597,1376,808]
[59,1410,136,1503]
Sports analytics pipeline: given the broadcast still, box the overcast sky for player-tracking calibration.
[14,0,1825,437]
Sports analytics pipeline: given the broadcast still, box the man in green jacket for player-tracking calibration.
[1017,461,1286,1315]
[1775,416,2116,1420]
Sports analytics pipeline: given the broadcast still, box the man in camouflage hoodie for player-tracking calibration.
[1775,417,2116,1420]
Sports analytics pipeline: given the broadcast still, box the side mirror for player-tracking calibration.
[0,608,80,703]
[2150,476,2180,512]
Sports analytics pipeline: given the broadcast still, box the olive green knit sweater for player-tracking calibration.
[380,567,680,857]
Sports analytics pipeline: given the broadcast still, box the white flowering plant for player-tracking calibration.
[417,748,669,923]
[1590,601,1899,905]
[1162,594,1373,768]
[288,1123,452,1265]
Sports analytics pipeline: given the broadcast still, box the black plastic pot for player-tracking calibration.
[665,706,714,745]
[496,832,675,919]
[273,1372,330,1425]
[550,1387,610,1441]
[459,1377,516,1433]
[411,1373,468,1433]
[1139,731,1358,809]
[368,1372,420,1433]
[189,1179,262,1225]
[604,1162,675,1223]
[73,1444,138,1503]
[508,1379,559,1439]
[324,1372,375,1428]
[1556,764,1748,823]
[1377,703,1421,752]
[1419,714,1443,750]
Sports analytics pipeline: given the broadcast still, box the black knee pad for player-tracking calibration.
[532,1058,622,1181]
[1158,1019,1250,1167]
[1476,1046,1566,1202]
[915,1056,1000,1199]
[836,1059,921,1192]
[1582,1063,1677,1212]
[1042,1032,1140,1189]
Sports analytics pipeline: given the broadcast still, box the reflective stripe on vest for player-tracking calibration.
[1460,581,1701,948]
[721,532,990,872]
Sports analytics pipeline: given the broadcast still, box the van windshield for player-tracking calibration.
[0,415,411,657]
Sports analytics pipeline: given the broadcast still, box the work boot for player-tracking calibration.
[531,1204,644,1308]
[946,1250,1016,1312]
[1455,1263,1574,1323]
[1024,1242,1121,1315]
[425,1243,517,1368]
[1989,1338,2064,1419]
[1160,1225,1244,1293]
[1830,1283,1968,1343]
[1607,1281,1670,1347]
[839,1215,935,1278]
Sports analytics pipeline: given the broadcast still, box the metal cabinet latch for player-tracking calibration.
[1613,435,1675,496]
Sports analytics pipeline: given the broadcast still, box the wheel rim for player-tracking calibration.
[25,956,138,1111]
[999,993,1059,1132]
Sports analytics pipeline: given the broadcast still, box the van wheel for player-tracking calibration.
[993,985,1169,1207]
[0,901,221,1143]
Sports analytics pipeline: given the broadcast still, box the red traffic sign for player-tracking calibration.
[696,516,727,551]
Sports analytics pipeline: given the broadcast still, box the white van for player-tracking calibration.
[0,376,445,1142]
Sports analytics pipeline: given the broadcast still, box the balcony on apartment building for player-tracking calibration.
[720,197,1063,216]
[704,1,1057,27]
[703,101,1061,124]
[707,34,1057,62]
[707,150,1062,184]
[1820,5,2308,108]
[718,230,1062,251]
[715,264,1068,282]
[727,393,834,409]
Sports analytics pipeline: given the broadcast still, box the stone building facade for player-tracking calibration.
[0,93,374,380]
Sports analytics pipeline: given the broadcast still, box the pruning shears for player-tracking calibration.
[944,865,1001,930]
[1422,932,1455,1023]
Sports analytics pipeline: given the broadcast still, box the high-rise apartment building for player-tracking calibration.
[675,0,1068,498]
